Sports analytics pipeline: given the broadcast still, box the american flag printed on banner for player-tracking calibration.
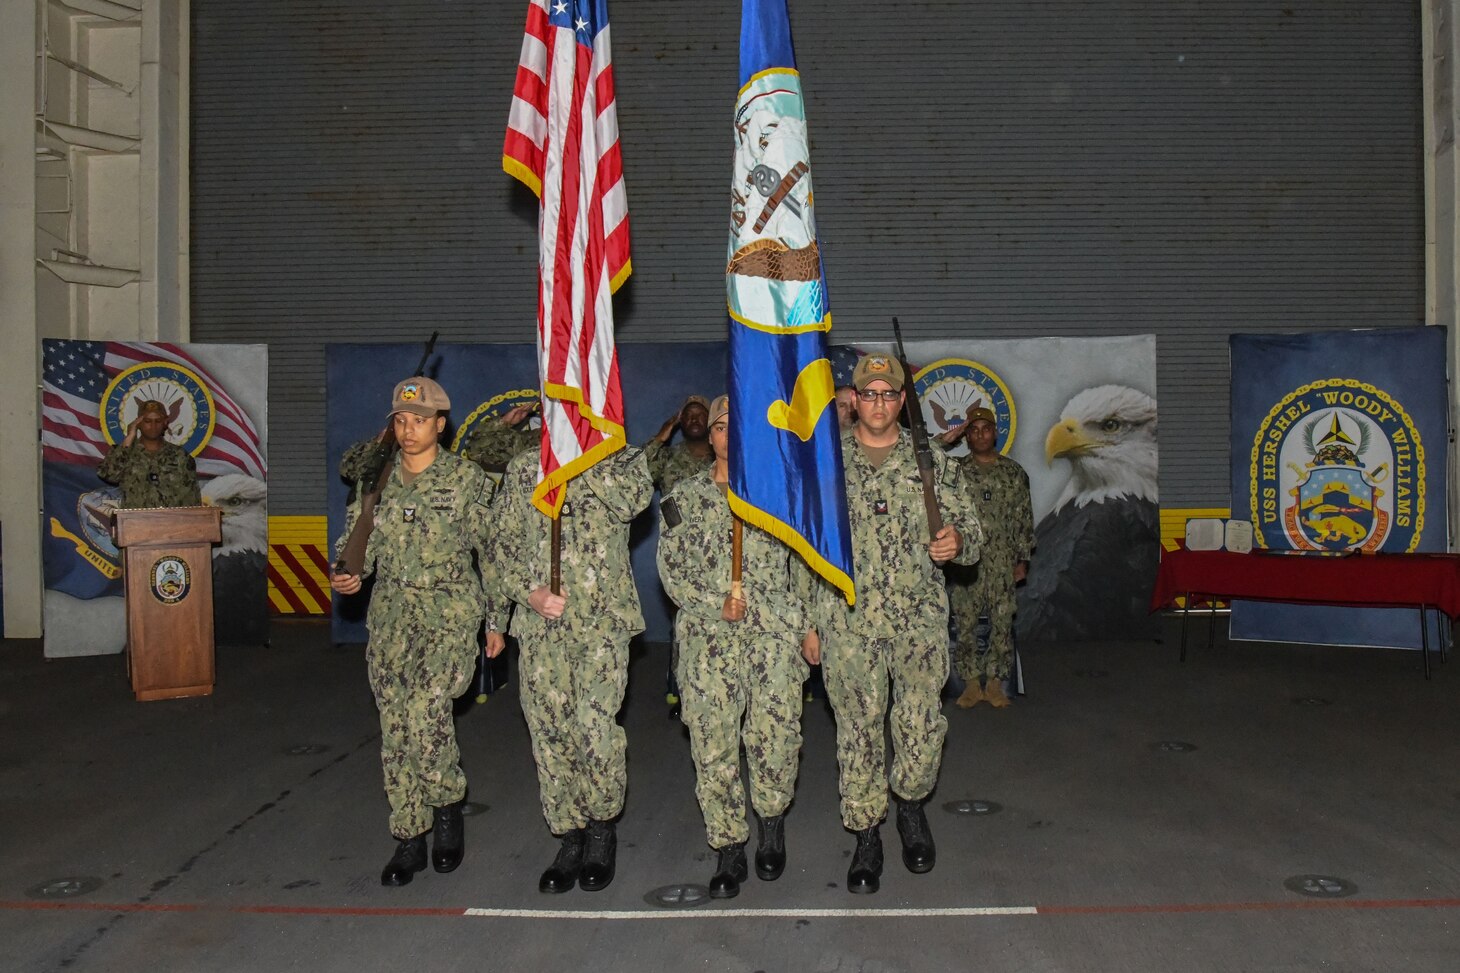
[41,340,266,480]
[504,0,631,516]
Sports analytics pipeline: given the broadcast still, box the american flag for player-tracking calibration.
[41,340,266,480]
[504,0,631,516]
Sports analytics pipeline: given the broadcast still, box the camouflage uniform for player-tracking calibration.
[97,442,201,508]
[642,438,713,700]
[812,430,982,831]
[656,472,809,850]
[946,454,1033,683]
[338,440,391,487]
[459,422,537,471]
[489,446,653,834]
[335,449,504,839]
[642,439,714,495]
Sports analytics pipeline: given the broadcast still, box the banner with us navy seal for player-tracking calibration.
[1229,327,1448,649]
[40,340,269,657]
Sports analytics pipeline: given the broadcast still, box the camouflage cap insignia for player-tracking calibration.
[400,385,420,401]
[866,357,890,373]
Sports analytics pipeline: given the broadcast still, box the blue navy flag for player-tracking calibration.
[725,0,854,602]
[1230,326,1448,648]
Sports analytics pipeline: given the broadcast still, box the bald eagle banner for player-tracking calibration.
[1229,327,1448,650]
[39,339,269,658]
[850,335,1160,642]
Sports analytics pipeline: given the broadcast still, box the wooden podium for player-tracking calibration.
[113,507,223,701]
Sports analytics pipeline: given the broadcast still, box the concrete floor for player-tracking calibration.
[3,617,1458,972]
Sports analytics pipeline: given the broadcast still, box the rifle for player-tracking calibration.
[333,331,440,578]
[891,317,943,542]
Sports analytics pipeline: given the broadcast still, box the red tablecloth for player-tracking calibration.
[1151,549,1460,618]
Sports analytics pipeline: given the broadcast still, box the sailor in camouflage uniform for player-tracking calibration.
[97,399,201,508]
[643,395,714,713]
[489,439,653,894]
[330,377,506,887]
[644,395,715,494]
[939,407,1033,708]
[806,355,982,894]
[457,402,538,471]
[656,395,809,899]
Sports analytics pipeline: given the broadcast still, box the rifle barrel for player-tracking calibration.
[891,317,944,540]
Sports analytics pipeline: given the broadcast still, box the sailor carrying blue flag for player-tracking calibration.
[723,1,984,898]
[726,0,854,604]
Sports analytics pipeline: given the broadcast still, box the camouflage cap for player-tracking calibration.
[852,354,905,391]
[390,376,450,418]
[708,394,729,425]
[681,394,711,417]
[967,406,997,426]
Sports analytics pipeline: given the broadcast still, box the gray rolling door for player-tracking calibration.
[191,1,1422,514]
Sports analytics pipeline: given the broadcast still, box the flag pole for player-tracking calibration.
[550,507,562,596]
[731,517,744,603]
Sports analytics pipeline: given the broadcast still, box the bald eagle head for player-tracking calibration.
[1045,385,1158,511]
[202,473,268,556]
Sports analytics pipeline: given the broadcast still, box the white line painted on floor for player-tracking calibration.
[461,906,1040,919]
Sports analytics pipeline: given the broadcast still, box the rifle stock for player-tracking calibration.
[892,317,943,541]
[333,331,440,579]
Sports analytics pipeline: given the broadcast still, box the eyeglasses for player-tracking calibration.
[857,389,901,403]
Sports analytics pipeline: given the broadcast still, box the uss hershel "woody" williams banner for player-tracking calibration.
[1229,326,1448,649]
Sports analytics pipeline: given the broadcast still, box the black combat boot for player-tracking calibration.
[431,801,465,873]
[578,819,618,891]
[754,814,786,881]
[380,835,428,887]
[709,842,749,899]
[895,796,936,873]
[538,828,586,894]
[846,825,883,894]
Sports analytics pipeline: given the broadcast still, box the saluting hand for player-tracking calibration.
[528,585,567,620]
[937,419,971,446]
[654,414,679,444]
[501,403,536,427]
[928,525,961,564]
[330,572,362,596]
